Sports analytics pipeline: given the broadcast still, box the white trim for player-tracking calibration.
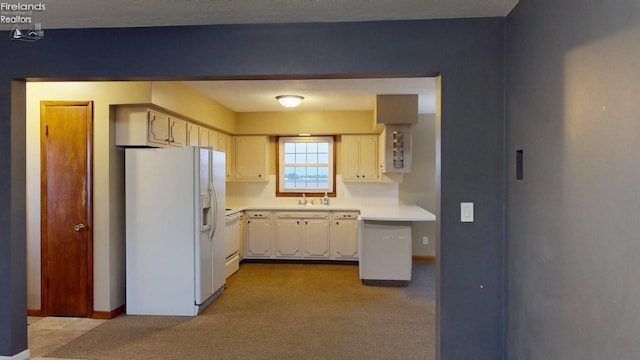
[0,349,30,360]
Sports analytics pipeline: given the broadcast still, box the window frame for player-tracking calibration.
[276,135,336,197]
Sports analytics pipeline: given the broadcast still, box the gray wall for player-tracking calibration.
[506,0,640,358]
[0,19,506,359]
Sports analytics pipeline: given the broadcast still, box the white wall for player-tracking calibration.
[400,114,437,257]
[227,175,400,208]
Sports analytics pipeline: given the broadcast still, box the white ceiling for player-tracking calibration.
[35,1,518,30]
[183,77,437,114]
[28,1,516,114]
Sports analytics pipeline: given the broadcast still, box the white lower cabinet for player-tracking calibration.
[245,211,273,258]
[275,217,302,258]
[243,209,359,262]
[330,211,359,260]
[275,212,330,259]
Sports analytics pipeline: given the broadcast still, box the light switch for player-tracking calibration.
[461,202,474,222]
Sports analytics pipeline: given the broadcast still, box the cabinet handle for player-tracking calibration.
[296,221,299,225]
[336,222,339,225]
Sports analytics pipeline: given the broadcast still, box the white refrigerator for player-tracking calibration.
[125,147,226,316]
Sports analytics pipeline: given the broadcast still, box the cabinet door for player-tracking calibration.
[225,136,235,180]
[168,117,187,147]
[341,135,361,181]
[186,123,199,147]
[303,219,330,258]
[209,129,220,151]
[234,136,267,181]
[358,135,379,181]
[224,135,235,181]
[245,218,272,258]
[218,132,228,153]
[199,127,210,148]
[147,110,170,145]
[275,218,302,258]
[331,220,359,260]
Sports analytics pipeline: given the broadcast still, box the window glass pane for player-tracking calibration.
[307,142,318,153]
[295,142,306,153]
[295,154,306,163]
[283,166,296,189]
[307,153,318,163]
[318,142,329,153]
[284,154,296,163]
[294,167,306,178]
[284,142,296,153]
[318,153,329,163]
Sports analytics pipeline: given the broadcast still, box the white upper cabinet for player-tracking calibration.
[116,106,187,148]
[198,127,211,148]
[186,123,199,147]
[167,116,187,147]
[209,128,220,151]
[233,136,268,181]
[341,135,379,182]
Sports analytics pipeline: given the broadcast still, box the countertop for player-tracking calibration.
[358,205,436,222]
[225,204,436,222]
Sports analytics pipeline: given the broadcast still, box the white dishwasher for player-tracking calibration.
[224,211,241,278]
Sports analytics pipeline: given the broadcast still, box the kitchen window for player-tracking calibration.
[277,136,336,196]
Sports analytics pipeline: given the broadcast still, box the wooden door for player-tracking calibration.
[41,101,93,317]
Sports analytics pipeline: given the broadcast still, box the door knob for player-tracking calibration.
[74,223,86,232]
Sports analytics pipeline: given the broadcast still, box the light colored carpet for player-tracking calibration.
[47,261,435,360]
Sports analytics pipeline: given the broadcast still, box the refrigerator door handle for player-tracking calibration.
[209,181,218,240]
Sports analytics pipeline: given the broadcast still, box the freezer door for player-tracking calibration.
[195,148,214,305]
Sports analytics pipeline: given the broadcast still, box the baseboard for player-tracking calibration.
[93,304,125,319]
[0,349,30,360]
[26,309,42,317]
[412,255,436,261]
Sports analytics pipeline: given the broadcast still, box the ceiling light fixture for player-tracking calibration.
[276,95,304,108]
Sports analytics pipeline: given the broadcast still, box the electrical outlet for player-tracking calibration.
[422,236,429,245]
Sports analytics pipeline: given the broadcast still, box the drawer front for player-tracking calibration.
[331,212,359,221]
[246,211,272,219]
[277,211,329,220]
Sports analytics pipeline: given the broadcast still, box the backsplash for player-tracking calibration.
[226,175,399,208]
